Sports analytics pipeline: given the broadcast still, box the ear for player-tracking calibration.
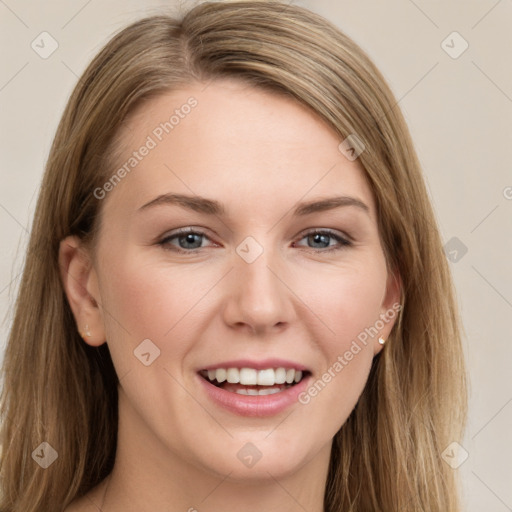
[374,267,402,355]
[58,235,106,347]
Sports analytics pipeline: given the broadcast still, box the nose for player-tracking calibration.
[222,247,295,336]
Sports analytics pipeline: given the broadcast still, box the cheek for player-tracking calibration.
[334,274,385,343]
[97,255,218,364]
[298,278,381,432]
[100,253,173,328]
[299,257,387,347]
[295,260,386,414]
[302,347,374,437]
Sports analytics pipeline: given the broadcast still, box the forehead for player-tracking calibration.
[100,79,376,221]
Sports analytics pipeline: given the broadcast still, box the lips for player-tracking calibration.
[196,359,312,416]
[198,359,310,389]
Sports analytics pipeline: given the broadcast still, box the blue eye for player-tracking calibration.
[294,230,352,252]
[159,229,211,252]
[158,228,352,254]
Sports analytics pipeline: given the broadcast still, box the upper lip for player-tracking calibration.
[198,358,310,372]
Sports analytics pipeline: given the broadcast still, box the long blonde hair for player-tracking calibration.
[0,2,467,510]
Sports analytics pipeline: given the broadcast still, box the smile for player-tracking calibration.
[199,367,309,396]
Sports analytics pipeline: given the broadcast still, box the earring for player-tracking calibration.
[378,337,386,345]
[80,325,92,339]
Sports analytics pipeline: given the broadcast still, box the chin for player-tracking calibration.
[191,435,316,482]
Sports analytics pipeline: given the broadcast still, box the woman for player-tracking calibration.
[0,1,467,510]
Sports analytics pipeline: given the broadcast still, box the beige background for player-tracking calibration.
[1,0,511,509]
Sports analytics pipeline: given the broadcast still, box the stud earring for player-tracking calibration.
[80,325,92,339]
[378,337,386,345]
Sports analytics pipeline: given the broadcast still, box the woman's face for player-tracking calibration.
[75,79,400,481]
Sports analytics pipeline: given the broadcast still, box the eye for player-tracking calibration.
[293,229,352,252]
[158,228,215,253]
[158,227,352,254]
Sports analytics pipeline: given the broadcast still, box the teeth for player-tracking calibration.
[239,368,257,385]
[235,387,285,396]
[257,369,275,386]
[258,387,283,395]
[202,367,305,386]
[226,368,240,384]
[274,367,286,384]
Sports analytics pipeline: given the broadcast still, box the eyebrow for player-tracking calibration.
[137,193,370,216]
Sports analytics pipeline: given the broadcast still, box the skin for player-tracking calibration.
[60,79,400,512]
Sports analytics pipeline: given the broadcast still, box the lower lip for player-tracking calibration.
[197,373,311,417]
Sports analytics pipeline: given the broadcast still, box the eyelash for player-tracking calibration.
[158,227,352,254]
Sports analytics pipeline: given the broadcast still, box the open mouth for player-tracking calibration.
[199,367,310,396]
